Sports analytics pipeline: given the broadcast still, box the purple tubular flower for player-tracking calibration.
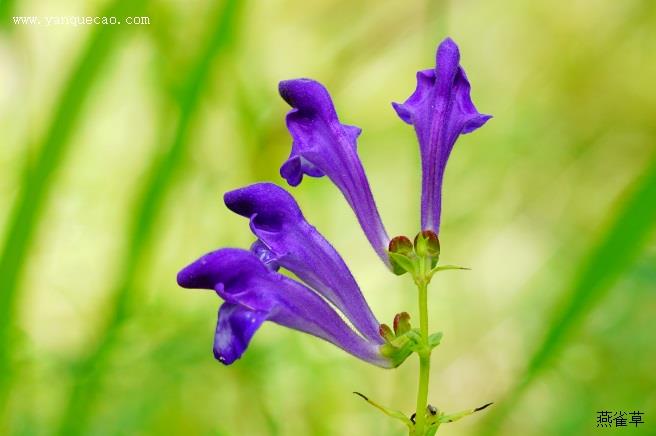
[224,182,382,343]
[177,248,390,367]
[279,79,391,267]
[393,37,491,233]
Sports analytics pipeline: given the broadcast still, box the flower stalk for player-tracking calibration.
[414,266,431,436]
[389,230,443,435]
[406,233,442,435]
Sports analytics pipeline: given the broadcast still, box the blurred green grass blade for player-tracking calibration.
[0,0,17,28]
[484,152,656,435]
[0,0,146,412]
[55,1,243,434]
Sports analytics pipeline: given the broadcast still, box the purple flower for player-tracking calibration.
[393,38,491,233]
[178,183,414,368]
[224,183,382,343]
[279,79,391,267]
[178,37,488,369]
[177,248,389,367]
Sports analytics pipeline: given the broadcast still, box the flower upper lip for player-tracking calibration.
[279,78,337,117]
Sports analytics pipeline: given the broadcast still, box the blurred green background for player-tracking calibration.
[1,0,655,435]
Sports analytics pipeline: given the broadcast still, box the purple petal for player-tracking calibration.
[279,79,391,267]
[213,303,267,365]
[393,38,491,233]
[224,183,382,343]
[250,240,280,271]
[178,248,390,367]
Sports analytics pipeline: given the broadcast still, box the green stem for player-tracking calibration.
[415,349,431,435]
[414,259,431,435]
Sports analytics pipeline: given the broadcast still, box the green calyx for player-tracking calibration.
[379,316,420,368]
[379,313,442,368]
[388,235,414,275]
[388,230,470,279]
[388,230,440,276]
[394,312,412,336]
[413,230,440,259]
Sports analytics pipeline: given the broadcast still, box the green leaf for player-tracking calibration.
[430,265,471,276]
[428,332,443,349]
[440,402,493,424]
[353,392,413,430]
